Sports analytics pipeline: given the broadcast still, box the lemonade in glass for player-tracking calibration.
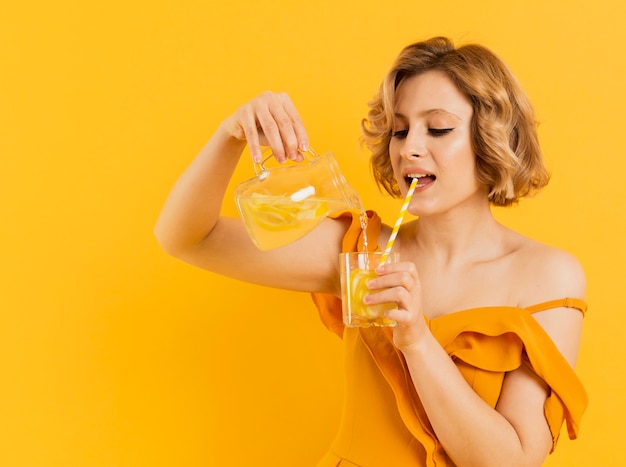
[340,251,399,327]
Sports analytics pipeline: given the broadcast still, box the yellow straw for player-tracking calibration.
[379,177,418,265]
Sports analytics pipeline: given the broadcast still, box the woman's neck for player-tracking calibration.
[410,202,507,267]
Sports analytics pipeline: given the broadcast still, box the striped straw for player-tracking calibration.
[379,177,418,265]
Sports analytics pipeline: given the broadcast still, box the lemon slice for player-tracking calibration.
[350,270,377,318]
[244,194,329,232]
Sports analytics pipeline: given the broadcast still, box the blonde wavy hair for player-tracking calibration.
[362,36,549,206]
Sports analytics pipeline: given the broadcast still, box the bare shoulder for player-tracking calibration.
[512,236,586,366]
[513,235,586,305]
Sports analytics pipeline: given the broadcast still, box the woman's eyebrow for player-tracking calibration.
[394,108,462,120]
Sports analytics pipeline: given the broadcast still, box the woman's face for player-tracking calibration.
[389,70,488,216]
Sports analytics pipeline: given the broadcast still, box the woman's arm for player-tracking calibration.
[367,249,585,467]
[154,92,346,294]
[397,326,554,467]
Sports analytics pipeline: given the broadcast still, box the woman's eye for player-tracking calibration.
[391,129,409,139]
[428,128,454,136]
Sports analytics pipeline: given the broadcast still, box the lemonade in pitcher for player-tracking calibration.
[237,192,331,250]
[234,148,363,250]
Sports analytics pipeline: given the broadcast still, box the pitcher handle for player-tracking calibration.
[253,147,320,175]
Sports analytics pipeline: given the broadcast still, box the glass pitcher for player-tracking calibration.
[234,148,362,250]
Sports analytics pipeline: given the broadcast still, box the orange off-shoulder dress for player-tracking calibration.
[312,211,587,467]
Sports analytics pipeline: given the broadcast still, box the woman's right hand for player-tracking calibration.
[222,91,310,164]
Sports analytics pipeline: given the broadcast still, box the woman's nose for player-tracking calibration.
[399,130,426,159]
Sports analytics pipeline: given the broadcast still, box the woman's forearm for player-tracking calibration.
[154,122,246,256]
[401,332,548,467]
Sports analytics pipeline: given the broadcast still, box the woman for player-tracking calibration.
[155,36,587,466]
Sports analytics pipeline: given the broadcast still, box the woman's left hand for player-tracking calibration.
[364,260,430,351]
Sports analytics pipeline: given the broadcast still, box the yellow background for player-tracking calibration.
[2,1,624,465]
